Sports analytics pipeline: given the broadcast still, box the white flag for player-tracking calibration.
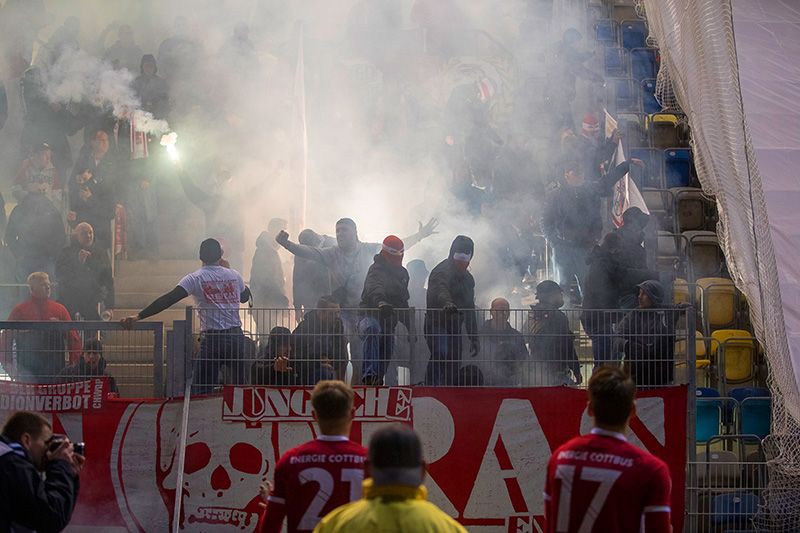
[605,110,650,227]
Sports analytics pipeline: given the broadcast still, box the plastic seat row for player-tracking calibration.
[606,77,661,115]
[643,187,715,233]
[615,112,691,150]
[630,147,695,188]
[603,46,659,81]
[656,231,726,281]
[674,278,745,333]
[696,387,770,442]
[595,18,648,49]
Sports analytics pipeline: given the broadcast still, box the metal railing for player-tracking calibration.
[0,320,164,398]
[177,306,697,394]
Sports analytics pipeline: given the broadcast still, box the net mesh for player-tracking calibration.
[642,0,800,529]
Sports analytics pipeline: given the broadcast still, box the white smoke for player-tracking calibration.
[43,48,169,134]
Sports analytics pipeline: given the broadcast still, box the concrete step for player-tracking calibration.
[115,274,184,293]
[115,259,199,277]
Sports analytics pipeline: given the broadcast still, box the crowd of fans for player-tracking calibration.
[0,2,685,392]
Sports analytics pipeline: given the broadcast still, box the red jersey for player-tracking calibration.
[1,298,82,367]
[260,435,367,533]
[544,428,672,533]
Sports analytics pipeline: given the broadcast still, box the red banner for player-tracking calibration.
[0,386,687,532]
[0,378,108,413]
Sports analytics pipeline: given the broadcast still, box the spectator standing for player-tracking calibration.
[12,142,62,206]
[60,338,119,394]
[315,425,467,533]
[5,181,65,282]
[72,130,116,195]
[250,219,290,336]
[258,381,366,533]
[292,296,348,381]
[541,158,639,304]
[103,24,143,73]
[277,217,437,384]
[56,223,114,320]
[544,367,672,533]
[0,411,84,532]
[424,235,479,386]
[67,166,115,253]
[358,236,412,386]
[292,229,334,317]
[477,297,529,386]
[526,281,582,386]
[611,207,652,308]
[615,280,675,387]
[121,238,252,393]
[131,54,169,119]
[1,272,81,383]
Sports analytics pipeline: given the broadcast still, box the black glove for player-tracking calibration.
[379,303,394,320]
[443,303,458,315]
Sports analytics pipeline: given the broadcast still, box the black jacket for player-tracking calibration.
[5,192,65,261]
[68,177,114,244]
[250,233,288,307]
[541,161,630,248]
[292,310,347,366]
[425,260,477,336]
[56,242,114,320]
[616,307,675,387]
[0,436,80,532]
[360,254,411,330]
[527,304,581,376]
[60,356,119,394]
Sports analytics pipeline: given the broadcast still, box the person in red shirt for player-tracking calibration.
[1,272,81,382]
[258,380,367,533]
[544,366,673,533]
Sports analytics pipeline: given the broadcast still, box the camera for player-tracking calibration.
[47,435,86,456]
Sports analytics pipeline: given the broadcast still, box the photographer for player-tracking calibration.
[0,411,84,532]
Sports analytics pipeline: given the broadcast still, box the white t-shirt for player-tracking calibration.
[178,265,245,331]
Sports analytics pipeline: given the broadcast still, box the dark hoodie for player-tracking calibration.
[360,253,411,330]
[250,231,288,307]
[615,280,675,386]
[61,356,119,394]
[131,54,169,118]
[425,236,477,336]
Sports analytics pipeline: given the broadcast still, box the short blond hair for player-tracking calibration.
[26,272,50,287]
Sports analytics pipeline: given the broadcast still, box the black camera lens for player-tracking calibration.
[73,442,85,456]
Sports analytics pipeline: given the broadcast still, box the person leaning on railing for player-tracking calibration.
[292,296,348,381]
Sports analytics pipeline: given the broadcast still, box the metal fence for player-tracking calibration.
[179,306,698,393]
[0,320,163,398]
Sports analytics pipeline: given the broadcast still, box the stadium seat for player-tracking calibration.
[642,188,673,230]
[656,231,686,273]
[630,148,663,188]
[710,330,756,385]
[612,5,638,23]
[641,78,660,114]
[604,47,629,77]
[620,20,647,49]
[646,113,682,148]
[673,278,699,306]
[711,492,759,527]
[618,113,649,148]
[595,19,618,45]
[698,277,738,332]
[630,47,658,81]
[696,387,722,443]
[697,450,740,488]
[606,78,640,114]
[671,187,713,232]
[731,387,771,438]
[664,148,693,188]
[683,230,724,281]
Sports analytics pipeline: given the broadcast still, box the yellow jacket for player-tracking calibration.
[314,479,467,533]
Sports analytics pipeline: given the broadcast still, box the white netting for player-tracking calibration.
[642,0,800,529]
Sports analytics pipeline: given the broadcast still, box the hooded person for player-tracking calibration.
[613,207,652,306]
[250,219,290,337]
[424,235,479,385]
[358,236,412,385]
[614,279,675,387]
[292,229,335,316]
[131,54,169,119]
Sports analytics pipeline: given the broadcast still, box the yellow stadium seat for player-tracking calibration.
[710,329,755,384]
[698,277,738,331]
[673,278,701,306]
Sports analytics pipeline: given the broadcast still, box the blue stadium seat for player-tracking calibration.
[731,387,771,439]
[595,19,618,45]
[621,20,647,50]
[604,47,629,77]
[664,148,692,188]
[631,47,658,81]
[641,78,660,114]
[608,78,640,114]
[696,387,722,443]
[619,114,649,148]
[630,148,663,188]
[712,492,759,526]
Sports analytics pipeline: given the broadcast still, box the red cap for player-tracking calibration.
[380,235,404,266]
